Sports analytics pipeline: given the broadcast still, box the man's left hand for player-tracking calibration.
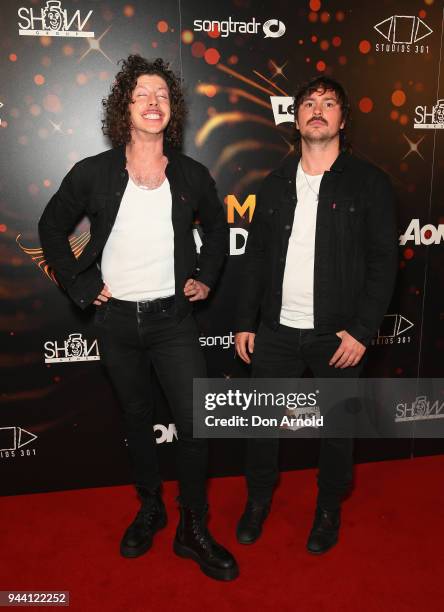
[329,330,366,368]
[183,278,210,302]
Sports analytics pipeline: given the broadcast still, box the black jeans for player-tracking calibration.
[94,298,207,509]
[246,323,365,511]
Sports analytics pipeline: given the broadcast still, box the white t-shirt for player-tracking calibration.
[279,162,323,328]
[100,177,175,301]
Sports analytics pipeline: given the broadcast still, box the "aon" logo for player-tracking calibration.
[399,219,444,245]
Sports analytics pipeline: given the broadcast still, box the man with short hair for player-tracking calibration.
[39,55,238,581]
[235,76,398,553]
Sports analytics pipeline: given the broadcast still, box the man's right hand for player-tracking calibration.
[235,332,256,364]
[93,284,112,306]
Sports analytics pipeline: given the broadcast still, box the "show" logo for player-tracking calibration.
[18,0,94,38]
[414,99,444,130]
[374,15,432,54]
[395,396,444,422]
[44,333,100,363]
[399,219,444,245]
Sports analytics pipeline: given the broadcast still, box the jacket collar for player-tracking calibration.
[273,149,350,179]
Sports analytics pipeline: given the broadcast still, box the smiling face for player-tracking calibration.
[128,74,171,140]
[44,7,63,29]
[296,88,345,145]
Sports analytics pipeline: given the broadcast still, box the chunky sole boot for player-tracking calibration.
[173,539,238,581]
[236,500,271,544]
[120,486,167,558]
[173,501,239,581]
[306,507,340,555]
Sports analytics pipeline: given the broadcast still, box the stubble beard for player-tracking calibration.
[300,123,341,147]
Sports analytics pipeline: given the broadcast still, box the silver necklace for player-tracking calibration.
[301,166,321,201]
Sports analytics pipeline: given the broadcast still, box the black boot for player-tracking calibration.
[173,501,239,581]
[120,485,167,558]
[236,500,271,544]
[306,507,341,554]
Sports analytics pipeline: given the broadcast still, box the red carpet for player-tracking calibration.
[1,456,443,611]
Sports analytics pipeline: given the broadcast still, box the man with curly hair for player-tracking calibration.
[39,55,238,581]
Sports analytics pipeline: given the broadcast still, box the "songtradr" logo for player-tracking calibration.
[193,17,285,39]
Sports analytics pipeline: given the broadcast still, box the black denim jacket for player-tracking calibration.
[38,145,228,316]
[235,151,398,345]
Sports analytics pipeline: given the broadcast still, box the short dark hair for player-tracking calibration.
[293,76,351,150]
[102,55,186,148]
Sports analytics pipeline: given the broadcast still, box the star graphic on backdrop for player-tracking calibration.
[48,119,64,134]
[270,60,288,80]
[280,135,295,161]
[402,133,425,160]
[78,26,113,64]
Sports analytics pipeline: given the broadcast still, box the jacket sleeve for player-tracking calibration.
[345,171,398,345]
[194,168,229,290]
[234,181,269,333]
[38,161,104,309]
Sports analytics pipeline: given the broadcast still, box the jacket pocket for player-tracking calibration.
[331,199,363,240]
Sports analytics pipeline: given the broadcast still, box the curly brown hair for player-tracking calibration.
[102,55,186,148]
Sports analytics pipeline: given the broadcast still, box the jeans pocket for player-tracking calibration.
[93,301,110,326]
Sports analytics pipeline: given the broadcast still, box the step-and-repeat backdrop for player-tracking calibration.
[1,0,443,495]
